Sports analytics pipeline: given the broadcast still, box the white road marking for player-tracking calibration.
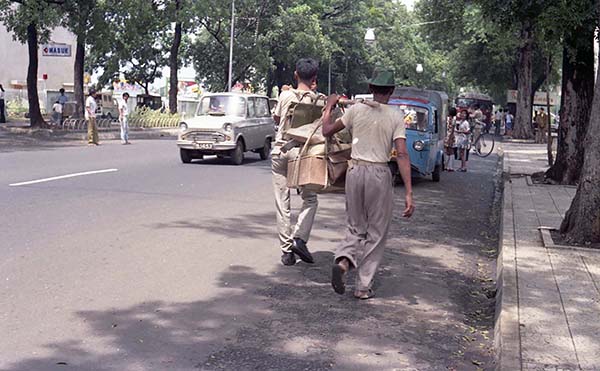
[9,168,119,187]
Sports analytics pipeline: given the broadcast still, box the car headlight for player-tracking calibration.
[223,123,233,132]
[413,140,425,151]
[180,122,188,131]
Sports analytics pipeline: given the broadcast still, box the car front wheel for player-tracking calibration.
[180,148,192,163]
[230,140,244,165]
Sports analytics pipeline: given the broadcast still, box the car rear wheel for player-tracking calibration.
[230,140,244,165]
[180,148,192,163]
[258,139,271,160]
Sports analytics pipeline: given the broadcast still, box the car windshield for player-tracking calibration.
[197,95,246,117]
[391,104,429,131]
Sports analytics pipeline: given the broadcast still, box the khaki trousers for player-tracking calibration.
[272,147,318,252]
[87,117,99,144]
[335,163,393,291]
[536,127,547,144]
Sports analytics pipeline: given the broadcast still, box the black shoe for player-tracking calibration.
[281,252,296,266]
[291,238,314,264]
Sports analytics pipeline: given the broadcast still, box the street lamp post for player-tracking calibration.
[227,0,235,92]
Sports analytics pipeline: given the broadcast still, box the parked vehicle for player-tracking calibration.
[455,92,493,125]
[96,92,119,120]
[177,92,275,165]
[136,94,163,111]
[388,87,449,182]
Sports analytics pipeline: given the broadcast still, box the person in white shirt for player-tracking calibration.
[85,89,99,145]
[51,100,62,126]
[119,92,130,144]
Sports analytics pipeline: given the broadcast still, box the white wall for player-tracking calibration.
[0,24,76,91]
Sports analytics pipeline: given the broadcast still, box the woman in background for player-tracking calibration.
[455,110,471,172]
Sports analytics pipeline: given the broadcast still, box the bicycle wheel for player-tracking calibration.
[474,133,495,157]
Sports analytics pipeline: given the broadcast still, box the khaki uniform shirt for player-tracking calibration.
[341,103,406,163]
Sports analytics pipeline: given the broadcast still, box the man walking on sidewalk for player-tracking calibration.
[322,68,415,299]
[85,89,99,145]
[272,58,323,266]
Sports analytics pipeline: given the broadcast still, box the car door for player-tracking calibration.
[244,98,261,149]
[255,97,275,142]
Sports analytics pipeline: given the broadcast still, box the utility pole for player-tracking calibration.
[227,0,235,92]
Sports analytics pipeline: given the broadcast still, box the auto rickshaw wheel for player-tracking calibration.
[432,164,441,182]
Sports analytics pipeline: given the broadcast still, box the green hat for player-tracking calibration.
[367,67,396,87]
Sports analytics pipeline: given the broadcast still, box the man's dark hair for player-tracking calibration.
[89,88,96,96]
[59,88,65,94]
[123,92,130,98]
[449,107,457,117]
[295,58,319,81]
[368,84,394,96]
[499,108,503,112]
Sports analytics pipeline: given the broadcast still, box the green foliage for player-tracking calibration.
[88,0,170,93]
[0,0,62,43]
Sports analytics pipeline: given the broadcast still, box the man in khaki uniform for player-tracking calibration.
[322,68,415,299]
[272,58,323,266]
[535,108,549,144]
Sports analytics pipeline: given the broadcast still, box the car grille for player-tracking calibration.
[184,131,225,142]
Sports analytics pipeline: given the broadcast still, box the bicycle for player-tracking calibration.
[470,125,495,157]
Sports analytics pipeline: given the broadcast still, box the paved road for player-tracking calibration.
[0,138,502,370]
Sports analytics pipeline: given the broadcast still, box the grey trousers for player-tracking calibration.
[272,147,318,252]
[335,163,393,291]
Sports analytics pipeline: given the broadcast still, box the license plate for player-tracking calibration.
[194,142,213,150]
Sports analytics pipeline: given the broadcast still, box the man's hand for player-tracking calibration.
[403,193,415,218]
[326,94,339,108]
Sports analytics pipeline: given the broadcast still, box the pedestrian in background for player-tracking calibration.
[323,67,415,300]
[535,108,548,144]
[85,89,99,145]
[505,110,514,137]
[119,92,130,144]
[51,100,62,126]
[494,108,503,135]
[0,84,6,123]
[444,106,457,171]
[58,88,68,106]
[455,109,471,172]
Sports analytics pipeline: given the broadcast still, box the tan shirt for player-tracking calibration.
[273,89,319,145]
[341,102,406,163]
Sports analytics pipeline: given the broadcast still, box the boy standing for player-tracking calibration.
[322,68,414,299]
[272,58,322,266]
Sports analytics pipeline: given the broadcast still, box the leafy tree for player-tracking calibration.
[61,0,106,117]
[0,0,63,127]
[167,0,195,114]
[89,0,168,95]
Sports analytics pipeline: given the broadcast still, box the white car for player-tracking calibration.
[177,92,275,165]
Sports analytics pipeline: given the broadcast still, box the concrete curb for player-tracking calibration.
[0,126,178,141]
[494,146,522,371]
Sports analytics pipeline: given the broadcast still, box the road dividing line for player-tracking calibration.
[9,168,118,187]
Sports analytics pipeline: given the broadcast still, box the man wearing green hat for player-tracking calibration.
[322,67,415,299]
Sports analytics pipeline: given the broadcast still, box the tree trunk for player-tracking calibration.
[266,68,274,98]
[544,28,594,185]
[26,23,45,128]
[513,19,534,139]
[560,47,600,244]
[168,2,182,114]
[73,37,85,118]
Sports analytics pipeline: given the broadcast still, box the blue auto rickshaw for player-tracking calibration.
[388,87,448,183]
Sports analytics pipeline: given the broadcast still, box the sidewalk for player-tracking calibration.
[497,141,600,371]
